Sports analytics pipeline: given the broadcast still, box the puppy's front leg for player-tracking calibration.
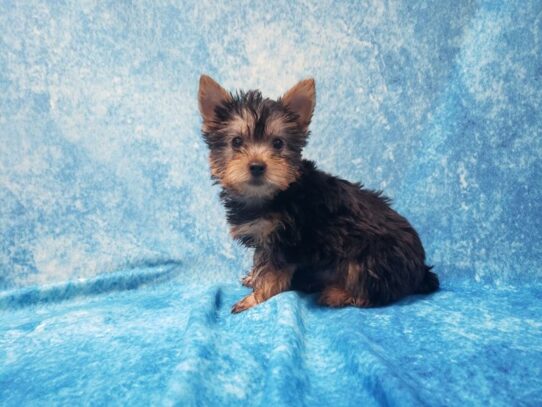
[240,248,266,288]
[240,272,254,288]
[232,264,294,313]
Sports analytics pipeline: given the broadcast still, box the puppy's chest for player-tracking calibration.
[229,215,283,246]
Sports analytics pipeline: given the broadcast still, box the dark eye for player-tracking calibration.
[272,138,284,150]
[231,137,243,148]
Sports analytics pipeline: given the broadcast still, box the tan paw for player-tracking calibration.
[241,274,254,288]
[319,287,351,307]
[319,287,371,308]
[231,293,259,313]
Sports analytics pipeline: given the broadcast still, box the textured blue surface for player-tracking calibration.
[1,1,541,405]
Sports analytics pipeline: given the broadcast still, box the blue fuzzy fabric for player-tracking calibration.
[1,1,541,405]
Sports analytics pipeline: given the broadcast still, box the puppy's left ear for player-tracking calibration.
[281,78,316,133]
[198,75,231,127]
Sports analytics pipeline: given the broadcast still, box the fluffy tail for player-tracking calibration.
[416,267,439,294]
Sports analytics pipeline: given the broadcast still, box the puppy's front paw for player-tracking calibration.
[231,293,258,313]
[241,274,254,288]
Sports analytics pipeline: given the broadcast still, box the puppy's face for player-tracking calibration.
[198,75,316,201]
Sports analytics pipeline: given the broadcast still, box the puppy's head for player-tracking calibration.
[198,75,315,201]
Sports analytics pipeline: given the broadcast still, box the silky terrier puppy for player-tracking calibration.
[198,75,439,313]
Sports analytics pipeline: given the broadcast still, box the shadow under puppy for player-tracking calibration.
[198,75,439,313]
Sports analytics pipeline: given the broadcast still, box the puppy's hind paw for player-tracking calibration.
[319,286,371,308]
[231,293,258,313]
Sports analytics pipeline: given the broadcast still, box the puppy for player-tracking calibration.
[197,75,439,313]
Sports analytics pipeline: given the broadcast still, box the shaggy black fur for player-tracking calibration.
[222,160,439,306]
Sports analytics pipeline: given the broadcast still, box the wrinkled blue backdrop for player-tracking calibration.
[1,1,541,405]
[2,0,540,289]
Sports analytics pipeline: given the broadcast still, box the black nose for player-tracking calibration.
[249,162,266,177]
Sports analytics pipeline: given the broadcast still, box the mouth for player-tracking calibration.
[248,178,265,186]
[236,178,278,200]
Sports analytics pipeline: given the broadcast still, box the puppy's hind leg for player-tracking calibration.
[318,285,371,308]
[318,261,372,308]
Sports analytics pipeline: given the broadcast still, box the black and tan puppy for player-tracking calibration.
[198,75,439,313]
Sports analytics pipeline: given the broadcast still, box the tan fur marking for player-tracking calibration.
[231,292,258,313]
[319,286,353,307]
[265,113,297,136]
[282,78,316,131]
[208,155,221,178]
[222,145,298,198]
[223,156,252,190]
[230,216,283,245]
[241,273,254,288]
[319,286,371,308]
[198,75,230,130]
[252,265,294,300]
[224,110,254,137]
[232,264,294,313]
[265,156,299,191]
[345,261,361,291]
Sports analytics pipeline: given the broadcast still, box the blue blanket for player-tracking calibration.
[1,267,541,405]
[1,1,541,405]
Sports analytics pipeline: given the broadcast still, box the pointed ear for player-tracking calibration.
[281,78,316,132]
[198,74,231,125]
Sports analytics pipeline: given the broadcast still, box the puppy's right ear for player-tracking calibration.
[198,75,230,127]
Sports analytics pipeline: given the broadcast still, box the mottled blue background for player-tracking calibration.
[1,1,541,405]
[2,0,540,289]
